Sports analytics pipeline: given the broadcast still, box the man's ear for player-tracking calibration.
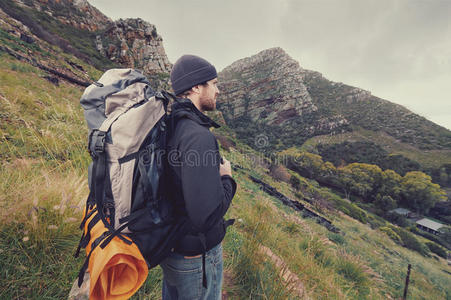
[191,84,201,94]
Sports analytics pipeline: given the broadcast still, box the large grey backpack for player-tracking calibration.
[75,69,190,286]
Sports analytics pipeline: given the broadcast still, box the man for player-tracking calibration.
[161,55,237,300]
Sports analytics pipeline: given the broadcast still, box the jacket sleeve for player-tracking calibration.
[178,131,236,233]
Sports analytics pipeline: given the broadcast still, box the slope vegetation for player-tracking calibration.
[0,55,450,299]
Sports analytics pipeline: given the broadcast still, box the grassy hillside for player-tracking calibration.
[0,54,90,298]
[302,127,451,170]
[1,55,450,299]
[303,71,451,151]
[0,0,116,70]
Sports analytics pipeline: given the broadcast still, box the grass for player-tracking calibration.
[0,0,117,70]
[1,54,450,299]
[221,144,451,298]
[0,56,89,170]
[0,163,88,298]
[0,28,45,54]
[223,168,377,299]
[0,56,90,298]
[333,214,451,299]
[303,73,451,151]
[130,267,163,299]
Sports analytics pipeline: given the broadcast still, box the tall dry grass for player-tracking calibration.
[1,55,449,299]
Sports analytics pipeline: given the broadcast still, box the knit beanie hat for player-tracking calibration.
[170,55,217,95]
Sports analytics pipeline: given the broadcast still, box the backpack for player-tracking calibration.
[74,69,191,292]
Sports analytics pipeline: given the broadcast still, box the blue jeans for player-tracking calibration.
[160,243,223,300]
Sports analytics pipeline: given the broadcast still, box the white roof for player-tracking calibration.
[416,218,444,231]
[391,208,411,215]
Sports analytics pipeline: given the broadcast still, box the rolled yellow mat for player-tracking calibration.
[84,207,148,300]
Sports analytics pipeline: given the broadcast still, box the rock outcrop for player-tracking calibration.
[16,0,111,32]
[97,18,172,74]
[219,48,316,125]
[217,48,349,149]
[2,0,172,77]
[218,47,451,151]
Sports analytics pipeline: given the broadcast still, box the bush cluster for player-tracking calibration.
[425,241,448,258]
[390,226,430,256]
[379,226,402,244]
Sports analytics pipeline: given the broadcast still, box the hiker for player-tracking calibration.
[161,55,237,299]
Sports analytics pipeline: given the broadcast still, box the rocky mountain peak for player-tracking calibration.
[12,0,111,31]
[96,18,172,74]
[222,47,302,76]
[219,47,314,124]
[218,46,451,151]
[1,0,172,77]
[217,47,348,149]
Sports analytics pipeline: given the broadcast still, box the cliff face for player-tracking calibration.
[2,0,450,151]
[1,0,171,79]
[217,48,349,149]
[13,0,111,31]
[96,18,171,74]
[219,48,316,125]
[218,47,451,151]
[302,68,451,150]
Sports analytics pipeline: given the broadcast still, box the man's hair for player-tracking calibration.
[176,81,209,98]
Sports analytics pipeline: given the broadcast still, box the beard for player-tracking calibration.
[200,97,216,112]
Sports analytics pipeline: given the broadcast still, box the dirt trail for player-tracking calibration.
[221,268,236,299]
[259,245,311,300]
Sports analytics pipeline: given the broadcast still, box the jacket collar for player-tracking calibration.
[171,98,221,129]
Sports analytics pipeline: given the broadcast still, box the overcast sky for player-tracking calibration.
[88,0,451,130]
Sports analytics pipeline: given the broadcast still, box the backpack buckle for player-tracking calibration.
[88,130,106,157]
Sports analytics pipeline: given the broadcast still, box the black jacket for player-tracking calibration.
[166,98,237,255]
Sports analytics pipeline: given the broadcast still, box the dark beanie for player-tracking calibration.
[170,55,217,95]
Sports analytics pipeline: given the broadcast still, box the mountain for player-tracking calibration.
[218,47,451,153]
[1,1,450,299]
[218,47,350,151]
[0,0,171,88]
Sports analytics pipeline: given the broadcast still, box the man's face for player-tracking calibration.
[198,78,219,112]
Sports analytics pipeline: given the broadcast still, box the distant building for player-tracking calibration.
[416,218,444,235]
[390,208,412,217]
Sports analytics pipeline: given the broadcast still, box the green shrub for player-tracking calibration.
[425,242,448,258]
[289,175,301,190]
[414,228,451,250]
[330,197,368,223]
[385,212,410,227]
[283,222,300,235]
[346,203,368,223]
[390,226,430,256]
[336,259,370,296]
[379,226,402,244]
[327,232,346,245]
[366,214,386,229]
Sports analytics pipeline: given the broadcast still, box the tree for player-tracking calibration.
[400,171,447,214]
[439,167,449,187]
[289,175,301,190]
[440,227,451,246]
[375,195,397,212]
[319,161,337,182]
[378,169,402,201]
[269,164,290,182]
[280,149,324,179]
[337,163,383,200]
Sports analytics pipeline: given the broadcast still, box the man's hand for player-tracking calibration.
[220,158,232,177]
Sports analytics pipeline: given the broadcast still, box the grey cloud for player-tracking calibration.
[88,0,451,129]
[279,0,451,83]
